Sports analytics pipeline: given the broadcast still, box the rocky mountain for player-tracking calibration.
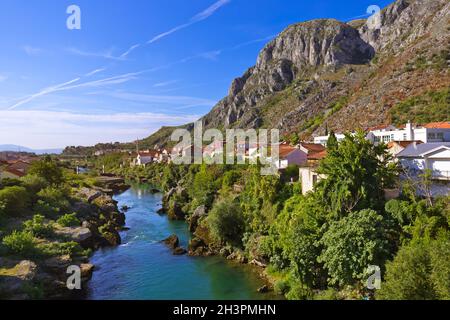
[107,0,450,150]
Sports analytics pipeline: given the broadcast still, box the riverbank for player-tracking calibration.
[0,175,130,299]
[87,184,280,300]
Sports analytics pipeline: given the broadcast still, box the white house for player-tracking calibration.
[136,151,159,166]
[314,134,347,145]
[299,166,326,195]
[314,122,450,146]
[397,142,450,181]
[367,122,450,144]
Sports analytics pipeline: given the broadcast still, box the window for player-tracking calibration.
[403,133,407,140]
[312,175,318,186]
[391,134,395,141]
[428,133,436,140]
[437,132,444,140]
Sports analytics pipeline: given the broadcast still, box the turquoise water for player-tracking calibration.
[87,184,273,300]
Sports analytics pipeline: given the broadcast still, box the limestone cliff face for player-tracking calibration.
[203,19,375,129]
[140,0,449,148]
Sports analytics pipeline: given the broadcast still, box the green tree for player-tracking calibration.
[28,159,64,185]
[377,234,450,300]
[208,197,245,246]
[317,131,397,217]
[318,209,389,287]
[0,186,30,217]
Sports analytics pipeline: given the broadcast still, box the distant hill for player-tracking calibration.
[0,144,62,155]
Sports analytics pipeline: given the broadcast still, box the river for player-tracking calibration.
[87,183,277,300]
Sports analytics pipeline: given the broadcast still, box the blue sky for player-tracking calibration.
[0,0,393,149]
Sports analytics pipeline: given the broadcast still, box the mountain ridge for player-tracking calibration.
[63,0,449,154]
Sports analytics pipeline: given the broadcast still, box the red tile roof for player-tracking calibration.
[279,145,298,158]
[423,122,450,129]
[300,143,326,153]
[387,141,423,149]
[308,150,327,160]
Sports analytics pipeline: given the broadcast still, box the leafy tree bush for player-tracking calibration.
[318,209,389,287]
[20,174,48,196]
[377,234,450,300]
[208,197,245,246]
[317,131,397,216]
[2,230,36,256]
[23,214,53,238]
[36,187,71,214]
[28,158,64,185]
[57,213,80,227]
[0,186,30,217]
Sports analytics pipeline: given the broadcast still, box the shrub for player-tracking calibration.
[57,213,80,227]
[37,241,87,258]
[2,231,36,256]
[0,186,31,217]
[208,198,245,246]
[377,234,450,300]
[34,200,61,218]
[37,187,70,213]
[274,280,290,295]
[28,158,64,185]
[20,174,48,195]
[318,209,390,287]
[23,214,54,238]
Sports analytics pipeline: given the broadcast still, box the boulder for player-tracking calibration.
[54,227,93,247]
[76,188,102,203]
[14,260,38,281]
[167,201,185,220]
[43,255,71,273]
[257,285,269,293]
[173,247,187,255]
[163,234,180,249]
[80,264,94,281]
[189,205,207,232]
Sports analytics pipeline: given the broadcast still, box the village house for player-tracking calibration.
[277,145,307,169]
[396,142,450,197]
[314,134,347,145]
[367,122,450,144]
[298,148,328,195]
[135,151,160,166]
[314,121,450,146]
[397,142,450,181]
[387,140,423,158]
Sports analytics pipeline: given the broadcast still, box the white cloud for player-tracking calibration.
[84,68,106,77]
[66,47,125,61]
[191,0,231,22]
[23,45,43,56]
[93,91,216,108]
[120,44,142,58]
[148,0,230,44]
[7,70,148,110]
[153,80,179,88]
[0,110,199,149]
